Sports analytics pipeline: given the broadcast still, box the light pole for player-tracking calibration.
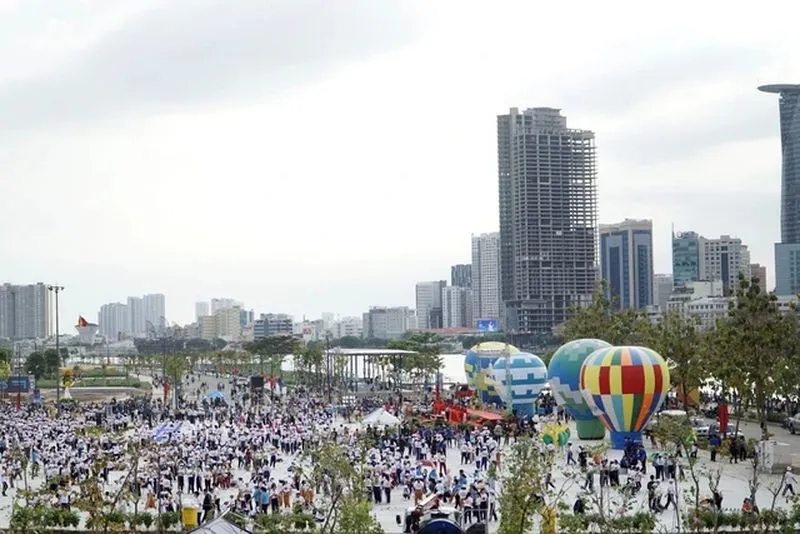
[325,334,332,405]
[15,343,21,411]
[47,285,64,415]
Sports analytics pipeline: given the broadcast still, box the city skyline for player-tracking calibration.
[0,2,795,326]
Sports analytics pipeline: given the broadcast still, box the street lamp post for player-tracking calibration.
[325,334,332,405]
[47,285,64,415]
[15,344,22,411]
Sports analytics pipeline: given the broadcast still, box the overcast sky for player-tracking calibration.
[1,0,797,328]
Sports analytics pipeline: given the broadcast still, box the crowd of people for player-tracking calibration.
[1,366,798,533]
[0,371,517,531]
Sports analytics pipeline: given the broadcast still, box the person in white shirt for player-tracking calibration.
[783,467,797,498]
[665,479,677,509]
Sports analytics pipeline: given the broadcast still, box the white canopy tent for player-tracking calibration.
[361,408,401,426]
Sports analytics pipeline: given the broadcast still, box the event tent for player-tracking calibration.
[361,408,401,426]
[187,515,252,534]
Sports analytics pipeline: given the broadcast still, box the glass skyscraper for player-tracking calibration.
[760,84,800,294]
[672,231,700,289]
[599,219,654,309]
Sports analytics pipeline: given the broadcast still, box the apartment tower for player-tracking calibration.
[498,107,598,333]
[471,232,501,327]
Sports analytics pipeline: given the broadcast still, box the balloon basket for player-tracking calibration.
[575,419,606,440]
[610,431,642,450]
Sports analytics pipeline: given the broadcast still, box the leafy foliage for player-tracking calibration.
[559,511,656,534]
[649,311,705,412]
[334,498,384,534]
[387,332,443,383]
[300,441,381,534]
[725,275,799,442]
[244,334,301,376]
[25,351,48,380]
[0,359,10,380]
[561,281,655,346]
[498,437,558,534]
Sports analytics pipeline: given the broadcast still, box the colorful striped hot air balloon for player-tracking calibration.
[579,346,670,449]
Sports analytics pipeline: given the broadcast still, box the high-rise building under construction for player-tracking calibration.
[498,107,598,334]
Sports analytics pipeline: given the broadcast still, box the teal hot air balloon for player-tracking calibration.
[549,339,611,439]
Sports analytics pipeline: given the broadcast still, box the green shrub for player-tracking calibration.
[686,509,800,531]
[768,411,788,424]
[128,511,155,529]
[559,512,657,534]
[226,512,249,529]
[62,509,81,527]
[78,367,128,377]
[9,504,46,530]
[159,510,180,530]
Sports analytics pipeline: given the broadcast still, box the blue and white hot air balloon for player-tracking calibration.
[464,342,519,405]
[491,352,548,418]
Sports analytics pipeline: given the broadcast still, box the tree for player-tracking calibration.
[303,441,375,534]
[296,344,324,388]
[561,281,655,346]
[164,354,189,408]
[388,332,442,386]
[25,352,47,380]
[650,312,705,412]
[334,498,384,534]
[44,349,62,378]
[700,319,745,429]
[336,335,364,348]
[0,347,10,366]
[0,361,10,381]
[244,334,300,379]
[498,437,566,534]
[724,275,797,443]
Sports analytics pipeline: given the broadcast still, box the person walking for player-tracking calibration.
[783,467,797,499]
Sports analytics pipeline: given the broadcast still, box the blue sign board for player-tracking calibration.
[476,319,498,332]
[0,376,32,394]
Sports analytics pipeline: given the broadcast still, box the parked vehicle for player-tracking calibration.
[709,422,744,438]
[688,417,711,440]
[787,413,800,434]
[648,410,710,440]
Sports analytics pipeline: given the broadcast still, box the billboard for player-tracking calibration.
[476,319,498,332]
[0,375,34,394]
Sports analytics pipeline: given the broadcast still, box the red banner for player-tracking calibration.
[450,407,466,424]
[718,403,729,433]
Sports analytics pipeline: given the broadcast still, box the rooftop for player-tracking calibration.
[324,348,417,355]
[758,84,800,94]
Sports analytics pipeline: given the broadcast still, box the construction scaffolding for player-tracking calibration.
[498,107,598,334]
